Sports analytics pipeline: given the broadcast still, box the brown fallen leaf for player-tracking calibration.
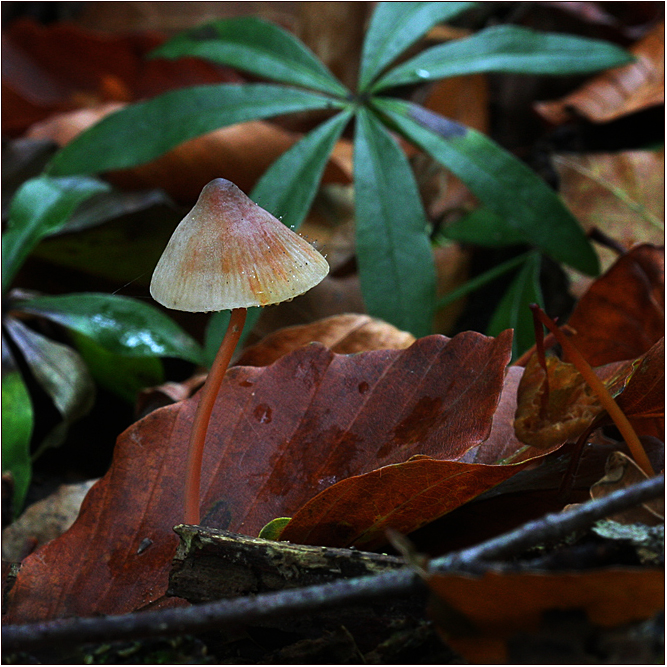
[515,329,664,450]
[135,373,207,418]
[514,353,603,449]
[594,336,665,440]
[1,480,98,562]
[296,3,371,92]
[235,313,416,367]
[427,568,664,663]
[554,152,664,284]
[279,455,538,550]
[5,331,551,624]
[566,244,664,366]
[590,451,664,525]
[605,337,665,420]
[535,20,665,124]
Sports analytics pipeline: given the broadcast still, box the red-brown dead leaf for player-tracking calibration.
[277,361,560,548]
[278,455,538,549]
[2,18,241,136]
[595,336,665,440]
[5,330,550,624]
[535,20,664,124]
[566,244,664,367]
[235,313,416,367]
[427,568,664,663]
[603,337,665,420]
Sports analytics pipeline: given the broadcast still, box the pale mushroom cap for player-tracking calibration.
[150,179,329,312]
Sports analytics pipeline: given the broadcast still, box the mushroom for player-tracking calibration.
[150,178,329,524]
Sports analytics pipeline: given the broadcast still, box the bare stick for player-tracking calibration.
[184,308,247,524]
[3,475,662,654]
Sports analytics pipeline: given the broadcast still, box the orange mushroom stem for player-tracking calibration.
[150,179,329,524]
[184,307,246,524]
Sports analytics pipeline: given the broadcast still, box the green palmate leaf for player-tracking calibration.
[359,1,476,91]
[153,17,349,97]
[17,293,204,365]
[71,330,164,403]
[436,252,531,311]
[373,25,633,90]
[1,335,34,514]
[354,108,436,337]
[441,207,528,247]
[487,251,543,359]
[205,114,352,366]
[48,84,346,176]
[375,99,599,275]
[5,317,95,453]
[251,110,352,230]
[2,175,110,294]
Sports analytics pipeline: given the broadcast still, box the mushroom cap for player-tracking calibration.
[150,179,329,312]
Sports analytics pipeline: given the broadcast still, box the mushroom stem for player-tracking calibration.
[184,307,247,525]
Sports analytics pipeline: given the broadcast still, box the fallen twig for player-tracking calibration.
[2,474,663,654]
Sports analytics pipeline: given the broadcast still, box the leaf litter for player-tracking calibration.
[4,243,665,626]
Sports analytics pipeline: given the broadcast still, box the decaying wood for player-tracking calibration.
[3,475,663,654]
[169,524,403,603]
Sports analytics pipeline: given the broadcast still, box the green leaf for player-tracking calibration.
[359,1,476,90]
[30,206,177,287]
[153,17,349,97]
[205,114,352,366]
[59,188,173,235]
[487,251,543,359]
[2,175,111,294]
[71,330,164,403]
[436,251,531,311]
[48,84,346,176]
[373,25,633,90]
[441,207,528,247]
[353,108,436,337]
[258,517,292,541]
[5,316,95,453]
[17,293,204,365]
[2,335,34,515]
[251,110,352,230]
[375,99,599,275]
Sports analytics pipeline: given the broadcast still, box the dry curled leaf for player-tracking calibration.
[235,313,416,367]
[535,20,665,124]
[514,353,603,449]
[1,480,97,563]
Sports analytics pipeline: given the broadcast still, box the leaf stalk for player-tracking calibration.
[530,305,654,477]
